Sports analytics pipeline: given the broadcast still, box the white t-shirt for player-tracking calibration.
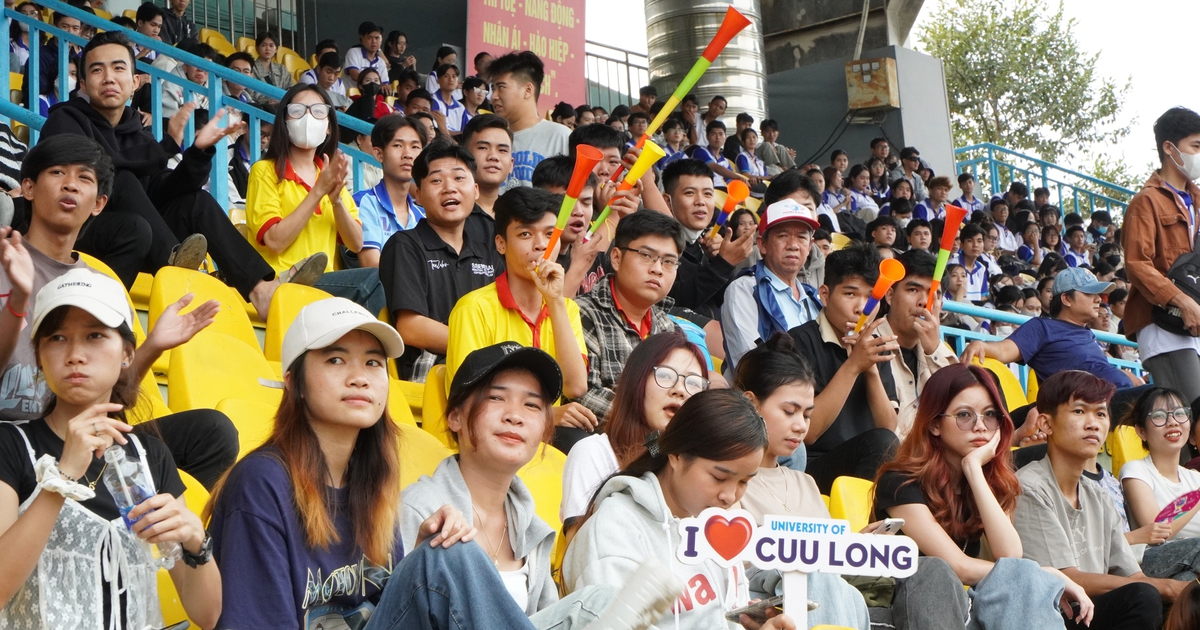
[1119,456,1200,540]
[344,46,389,83]
[505,120,570,190]
[560,434,619,521]
[499,560,530,609]
[1137,323,1200,363]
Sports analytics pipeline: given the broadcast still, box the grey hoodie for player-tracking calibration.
[562,472,744,630]
[400,456,558,616]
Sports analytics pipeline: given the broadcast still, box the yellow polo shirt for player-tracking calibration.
[445,271,588,390]
[244,158,360,273]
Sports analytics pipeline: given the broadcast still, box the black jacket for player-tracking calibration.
[667,237,737,321]
[42,97,216,204]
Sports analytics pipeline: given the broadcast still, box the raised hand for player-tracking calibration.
[194,107,249,151]
[0,228,34,309]
[145,293,220,354]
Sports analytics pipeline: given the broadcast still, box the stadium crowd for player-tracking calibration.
[7,2,1200,629]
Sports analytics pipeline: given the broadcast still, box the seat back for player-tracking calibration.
[388,380,419,427]
[972,357,1028,409]
[517,443,568,533]
[1108,425,1149,477]
[167,331,281,412]
[214,397,278,460]
[237,36,255,54]
[128,370,172,425]
[398,423,453,488]
[422,365,455,449]
[150,267,260,352]
[263,283,331,363]
[158,470,210,627]
[828,476,874,533]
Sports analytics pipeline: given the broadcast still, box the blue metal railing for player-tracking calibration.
[939,300,1144,390]
[2,0,379,211]
[954,143,1136,221]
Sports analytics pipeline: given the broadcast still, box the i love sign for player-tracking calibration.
[676,508,918,578]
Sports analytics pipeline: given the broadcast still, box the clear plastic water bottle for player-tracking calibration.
[101,445,181,569]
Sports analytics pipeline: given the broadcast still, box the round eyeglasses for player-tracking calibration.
[1147,408,1192,428]
[652,366,709,396]
[938,409,1001,432]
[286,102,331,120]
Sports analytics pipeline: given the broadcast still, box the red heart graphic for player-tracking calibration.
[704,515,753,561]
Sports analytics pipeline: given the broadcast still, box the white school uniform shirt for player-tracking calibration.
[344,46,389,83]
[955,195,985,214]
[299,69,346,95]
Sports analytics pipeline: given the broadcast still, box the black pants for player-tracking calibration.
[133,408,239,489]
[74,211,154,289]
[1064,582,1161,630]
[807,427,900,494]
[89,170,275,299]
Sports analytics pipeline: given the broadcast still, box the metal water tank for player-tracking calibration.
[644,0,766,127]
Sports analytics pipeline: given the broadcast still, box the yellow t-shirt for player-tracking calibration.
[244,158,360,273]
[445,271,588,390]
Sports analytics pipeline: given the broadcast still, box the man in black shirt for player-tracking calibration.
[789,241,900,492]
[160,0,199,46]
[380,140,505,382]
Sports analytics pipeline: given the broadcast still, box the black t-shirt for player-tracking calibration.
[379,218,505,379]
[0,419,185,520]
[788,318,898,459]
[873,470,981,558]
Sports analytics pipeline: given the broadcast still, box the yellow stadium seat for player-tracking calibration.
[393,378,424,424]
[1109,425,1148,477]
[422,365,455,449]
[94,8,112,20]
[283,54,309,83]
[200,28,235,56]
[347,87,361,98]
[398,423,453,488]
[158,470,209,627]
[518,443,568,533]
[263,283,332,363]
[237,37,255,54]
[168,330,281,412]
[970,356,1027,410]
[122,9,136,20]
[128,370,172,425]
[215,397,277,459]
[149,267,260,381]
[389,380,419,427]
[828,476,873,533]
[822,494,830,509]
[1026,371,1039,402]
[711,356,723,375]
[10,72,24,91]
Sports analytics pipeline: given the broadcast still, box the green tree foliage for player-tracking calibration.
[918,0,1130,164]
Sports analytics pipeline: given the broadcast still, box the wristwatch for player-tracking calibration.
[183,532,214,568]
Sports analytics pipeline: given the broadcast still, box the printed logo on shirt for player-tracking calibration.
[471,262,496,277]
[507,150,546,188]
[428,259,449,271]
[672,572,718,613]
[0,364,45,414]
[302,554,395,610]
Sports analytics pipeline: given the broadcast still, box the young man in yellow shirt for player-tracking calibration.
[446,186,594,441]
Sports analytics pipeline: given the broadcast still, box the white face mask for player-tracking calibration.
[67,77,77,92]
[994,325,1014,338]
[285,114,328,150]
[896,217,911,228]
[1170,142,1200,181]
[18,22,29,33]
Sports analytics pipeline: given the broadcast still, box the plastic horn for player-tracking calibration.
[585,140,667,241]
[854,258,907,334]
[707,180,751,240]
[544,145,604,261]
[926,204,970,306]
[633,6,752,153]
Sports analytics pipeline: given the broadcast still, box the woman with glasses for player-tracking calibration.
[244,83,386,314]
[560,331,708,521]
[1120,387,1200,580]
[873,364,1094,629]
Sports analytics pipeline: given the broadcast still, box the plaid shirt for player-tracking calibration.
[572,277,679,422]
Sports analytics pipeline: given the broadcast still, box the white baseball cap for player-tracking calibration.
[31,268,133,338]
[280,297,405,372]
[758,198,821,235]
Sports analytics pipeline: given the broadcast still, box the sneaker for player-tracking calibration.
[278,252,327,286]
[582,558,684,630]
[167,234,208,270]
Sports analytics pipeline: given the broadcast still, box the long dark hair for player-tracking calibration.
[207,350,401,565]
[874,364,1019,543]
[734,333,814,401]
[605,331,708,467]
[32,305,141,422]
[619,388,768,480]
[265,83,341,182]
[1166,580,1200,630]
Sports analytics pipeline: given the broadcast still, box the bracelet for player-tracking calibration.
[33,454,96,501]
[6,301,25,319]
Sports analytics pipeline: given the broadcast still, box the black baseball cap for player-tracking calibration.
[449,342,563,403]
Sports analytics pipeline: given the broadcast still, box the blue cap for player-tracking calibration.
[1053,267,1113,296]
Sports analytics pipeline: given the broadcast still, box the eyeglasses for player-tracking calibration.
[619,247,680,271]
[938,409,1001,431]
[1147,408,1192,427]
[652,366,709,395]
[285,102,332,120]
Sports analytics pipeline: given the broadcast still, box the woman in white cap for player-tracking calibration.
[207,296,475,629]
[0,268,222,629]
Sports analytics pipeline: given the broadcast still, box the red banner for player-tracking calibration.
[466,0,586,111]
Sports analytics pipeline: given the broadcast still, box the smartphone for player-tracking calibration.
[871,517,905,535]
[161,622,191,630]
[724,596,818,623]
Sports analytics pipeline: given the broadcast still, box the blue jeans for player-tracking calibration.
[1141,536,1200,581]
[965,558,1066,630]
[314,268,386,317]
[366,542,616,630]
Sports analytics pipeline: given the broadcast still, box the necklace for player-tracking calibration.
[81,462,108,491]
[472,505,508,567]
[761,468,792,512]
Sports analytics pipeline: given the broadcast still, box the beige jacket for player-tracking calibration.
[876,318,957,439]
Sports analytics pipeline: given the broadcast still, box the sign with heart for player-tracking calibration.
[677,508,918,579]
